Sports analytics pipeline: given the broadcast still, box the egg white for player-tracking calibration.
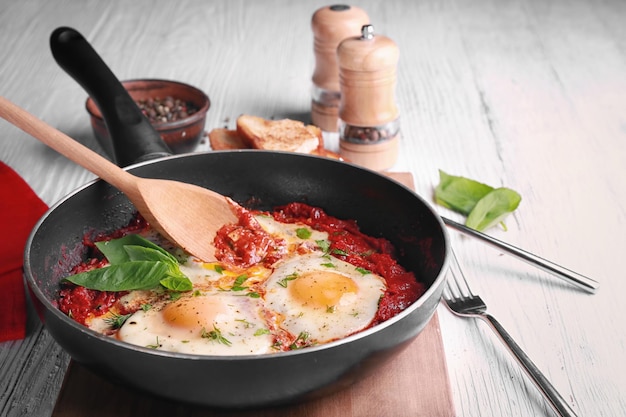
[117,292,274,355]
[264,253,386,344]
[253,214,328,251]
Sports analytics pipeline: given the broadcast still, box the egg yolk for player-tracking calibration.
[289,271,358,308]
[161,296,224,330]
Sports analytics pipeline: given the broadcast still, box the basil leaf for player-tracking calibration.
[65,261,170,291]
[95,234,176,265]
[71,234,192,292]
[124,245,177,266]
[466,188,522,231]
[160,275,193,291]
[434,170,494,215]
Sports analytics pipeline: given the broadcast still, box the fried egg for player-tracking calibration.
[117,291,274,355]
[264,253,386,344]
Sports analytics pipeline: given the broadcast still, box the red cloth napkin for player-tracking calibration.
[0,162,48,342]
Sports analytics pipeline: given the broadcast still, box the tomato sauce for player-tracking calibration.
[214,205,287,269]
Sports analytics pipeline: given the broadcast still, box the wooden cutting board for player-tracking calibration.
[52,172,455,417]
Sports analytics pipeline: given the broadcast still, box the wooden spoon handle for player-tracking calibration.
[0,96,136,191]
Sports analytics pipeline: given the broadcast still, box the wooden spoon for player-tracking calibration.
[0,96,238,262]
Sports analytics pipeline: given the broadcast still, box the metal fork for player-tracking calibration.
[443,249,578,417]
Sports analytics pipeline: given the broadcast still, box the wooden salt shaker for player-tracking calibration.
[311,5,369,132]
[337,24,400,171]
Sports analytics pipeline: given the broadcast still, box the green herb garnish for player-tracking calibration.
[254,328,270,336]
[236,319,254,328]
[355,267,371,275]
[146,337,161,349]
[231,274,248,291]
[169,291,183,301]
[434,170,521,231]
[289,331,311,350]
[64,262,171,292]
[278,273,298,288]
[201,325,232,346]
[296,227,312,239]
[160,275,193,292]
[316,239,331,253]
[104,312,132,329]
[64,234,192,292]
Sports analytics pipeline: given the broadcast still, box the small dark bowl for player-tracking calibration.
[86,79,210,154]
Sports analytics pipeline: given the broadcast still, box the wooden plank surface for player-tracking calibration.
[51,172,454,417]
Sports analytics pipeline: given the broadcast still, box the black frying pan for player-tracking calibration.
[23,27,449,408]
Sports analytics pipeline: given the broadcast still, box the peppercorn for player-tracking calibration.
[135,96,198,124]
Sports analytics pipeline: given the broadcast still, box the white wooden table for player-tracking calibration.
[1,0,625,416]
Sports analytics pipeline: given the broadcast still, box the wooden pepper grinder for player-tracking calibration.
[311,5,369,132]
[337,24,400,171]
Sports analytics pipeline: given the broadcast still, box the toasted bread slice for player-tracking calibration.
[236,115,321,154]
[310,147,343,160]
[305,124,325,152]
[208,128,251,150]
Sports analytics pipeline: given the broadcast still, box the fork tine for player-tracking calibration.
[445,248,474,299]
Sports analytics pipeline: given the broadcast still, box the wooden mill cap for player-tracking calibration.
[338,24,400,126]
[311,5,370,91]
[337,24,399,72]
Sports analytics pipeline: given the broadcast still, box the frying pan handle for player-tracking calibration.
[50,27,172,167]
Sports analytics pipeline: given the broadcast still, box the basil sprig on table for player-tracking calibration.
[435,170,521,231]
[64,234,193,292]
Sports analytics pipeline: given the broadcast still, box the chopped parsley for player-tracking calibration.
[289,331,311,350]
[146,336,161,349]
[231,274,248,291]
[296,227,312,239]
[236,319,253,328]
[201,325,232,346]
[316,239,330,253]
[104,312,131,329]
[278,273,298,288]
